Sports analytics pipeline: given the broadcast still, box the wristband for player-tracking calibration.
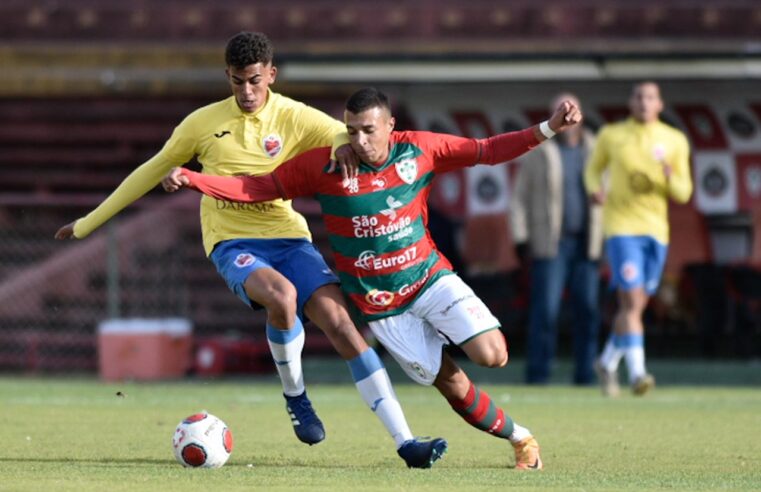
[539,120,556,139]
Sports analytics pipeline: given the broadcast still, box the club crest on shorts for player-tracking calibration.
[409,362,427,380]
[621,261,639,282]
[262,133,283,158]
[395,158,418,184]
[234,253,256,268]
[365,289,394,307]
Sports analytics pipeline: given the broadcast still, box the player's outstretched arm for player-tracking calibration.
[162,167,281,203]
[54,157,186,240]
[53,117,198,240]
[432,98,584,173]
[163,147,331,203]
[484,98,583,162]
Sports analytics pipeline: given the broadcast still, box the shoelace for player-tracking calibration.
[291,399,318,425]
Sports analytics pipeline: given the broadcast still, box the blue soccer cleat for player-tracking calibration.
[284,390,325,445]
[397,437,448,468]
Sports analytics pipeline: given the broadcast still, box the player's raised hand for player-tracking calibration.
[548,100,583,134]
[327,143,360,180]
[161,167,190,192]
[54,221,78,240]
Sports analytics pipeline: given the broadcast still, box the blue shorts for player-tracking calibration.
[605,235,668,295]
[210,238,339,319]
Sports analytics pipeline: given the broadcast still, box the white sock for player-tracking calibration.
[349,349,414,448]
[509,423,532,444]
[599,336,624,372]
[266,321,305,397]
[625,346,646,383]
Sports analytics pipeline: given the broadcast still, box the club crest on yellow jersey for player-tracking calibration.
[262,133,283,158]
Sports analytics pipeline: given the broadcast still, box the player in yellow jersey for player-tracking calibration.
[55,32,446,468]
[584,81,693,396]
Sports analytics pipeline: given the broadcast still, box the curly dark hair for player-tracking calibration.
[224,32,274,68]
[345,87,391,114]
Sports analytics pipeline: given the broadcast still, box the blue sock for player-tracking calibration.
[613,333,643,349]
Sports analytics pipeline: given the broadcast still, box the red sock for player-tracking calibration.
[447,381,514,439]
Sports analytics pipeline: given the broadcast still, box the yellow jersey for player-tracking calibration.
[584,118,692,244]
[73,91,345,255]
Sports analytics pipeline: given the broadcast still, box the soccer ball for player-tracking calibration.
[172,412,233,468]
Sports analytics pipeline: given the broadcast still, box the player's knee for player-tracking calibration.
[484,350,509,368]
[250,283,298,322]
[473,342,508,368]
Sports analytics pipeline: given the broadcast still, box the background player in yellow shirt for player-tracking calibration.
[55,32,445,468]
[584,81,692,396]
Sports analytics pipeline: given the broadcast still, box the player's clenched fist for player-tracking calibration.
[161,167,190,192]
[548,100,583,134]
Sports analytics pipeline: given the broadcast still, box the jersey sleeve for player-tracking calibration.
[423,128,539,174]
[292,103,346,152]
[180,169,281,202]
[666,132,693,204]
[73,117,198,238]
[182,147,331,202]
[584,126,611,195]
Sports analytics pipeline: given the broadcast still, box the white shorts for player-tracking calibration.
[368,274,500,385]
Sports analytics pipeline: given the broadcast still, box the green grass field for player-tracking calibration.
[2,369,761,491]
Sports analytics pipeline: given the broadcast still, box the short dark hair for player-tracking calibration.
[225,32,274,68]
[345,87,391,114]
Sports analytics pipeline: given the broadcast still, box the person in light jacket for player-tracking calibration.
[511,93,603,385]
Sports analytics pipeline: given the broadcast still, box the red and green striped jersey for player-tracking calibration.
[184,129,539,320]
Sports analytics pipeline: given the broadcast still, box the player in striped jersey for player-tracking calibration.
[163,87,582,469]
[55,34,444,468]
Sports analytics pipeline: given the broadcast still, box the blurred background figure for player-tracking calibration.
[585,82,693,396]
[511,93,603,385]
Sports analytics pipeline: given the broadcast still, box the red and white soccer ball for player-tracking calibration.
[172,412,233,468]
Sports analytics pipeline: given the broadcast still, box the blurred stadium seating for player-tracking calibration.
[1,0,760,373]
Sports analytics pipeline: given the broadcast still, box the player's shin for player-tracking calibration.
[266,320,306,396]
[599,334,625,371]
[447,380,517,440]
[621,334,647,383]
[347,348,414,447]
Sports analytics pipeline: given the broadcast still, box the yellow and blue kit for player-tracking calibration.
[584,117,692,245]
[73,90,345,255]
[584,117,692,292]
